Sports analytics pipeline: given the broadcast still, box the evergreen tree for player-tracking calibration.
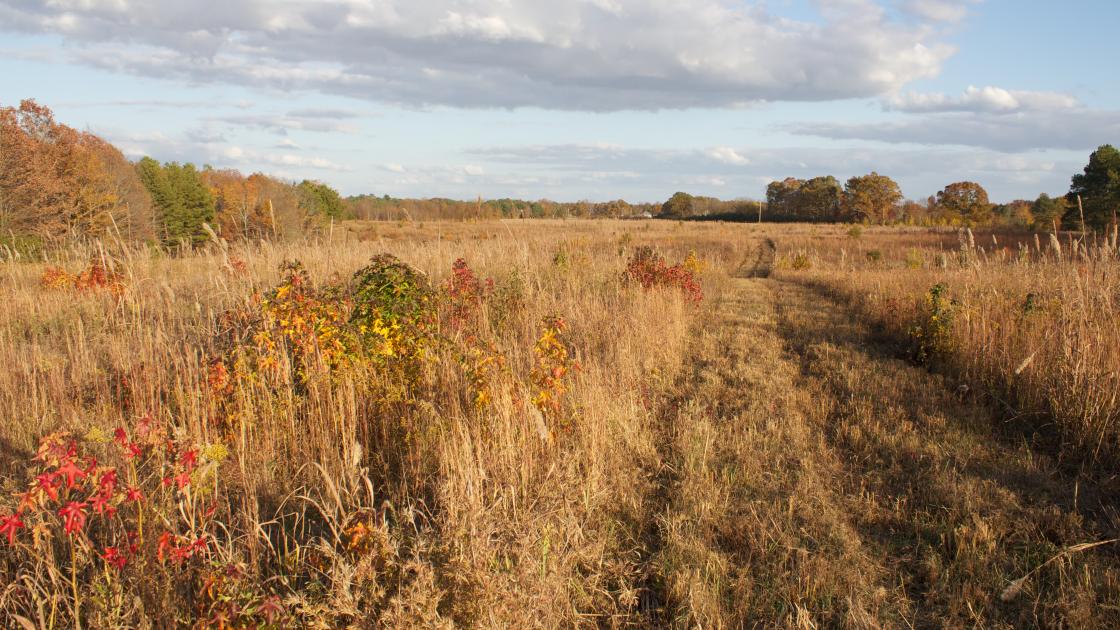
[136,158,215,245]
[1068,145,1120,230]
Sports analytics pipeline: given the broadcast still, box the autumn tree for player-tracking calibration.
[256,175,306,239]
[936,181,993,226]
[0,99,153,244]
[765,178,802,219]
[660,191,694,217]
[1031,193,1066,231]
[798,176,843,221]
[202,168,261,239]
[898,200,929,225]
[1068,145,1120,230]
[842,172,902,224]
[995,200,1034,229]
[764,176,847,221]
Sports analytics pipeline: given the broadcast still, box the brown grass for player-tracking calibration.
[2,218,1119,628]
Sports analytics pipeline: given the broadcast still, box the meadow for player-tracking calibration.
[1,219,1118,628]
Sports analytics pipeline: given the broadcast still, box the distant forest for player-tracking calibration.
[3,99,1117,257]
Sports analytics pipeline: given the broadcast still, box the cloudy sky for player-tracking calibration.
[2,0,1117,203]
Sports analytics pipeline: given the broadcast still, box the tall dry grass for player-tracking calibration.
[0,219,746,627]
[773,224,1120,473]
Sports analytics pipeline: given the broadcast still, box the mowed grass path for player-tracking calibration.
[632,245,1120,628]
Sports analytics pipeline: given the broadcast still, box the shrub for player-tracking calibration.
[530,316,579,431]
[441,258,494,331]
[210,255,437,432]
[40,261,126,296]
[0,416,237,626]
[908,283,957,366]
[790,252,812,270]
[624,246,703,303]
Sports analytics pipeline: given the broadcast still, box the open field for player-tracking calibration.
[1,219,1119,628]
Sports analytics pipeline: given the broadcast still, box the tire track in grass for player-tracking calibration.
[641,272,901,628]
[631,263,1119,627]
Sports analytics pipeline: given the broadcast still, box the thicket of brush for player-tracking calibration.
[0,220,741,627]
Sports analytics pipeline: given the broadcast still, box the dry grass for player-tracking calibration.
[0,219,746,628]
[773,223,1120,472]
[2,218,1119,628]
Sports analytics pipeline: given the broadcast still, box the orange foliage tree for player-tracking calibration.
[0,99,154,243]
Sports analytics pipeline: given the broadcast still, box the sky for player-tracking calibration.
[1,0,1117,203]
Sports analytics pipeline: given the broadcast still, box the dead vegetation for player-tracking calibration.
[1,219,1119,628]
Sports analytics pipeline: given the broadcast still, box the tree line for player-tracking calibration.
[657,146,1119,231]
[345,195,660,221]
[1,100,347,255]
[4,98,1117,255]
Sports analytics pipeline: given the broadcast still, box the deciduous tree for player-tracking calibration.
[1030,193,1066,231]
[660,191,694,217]
[842,172,902,224]
[936,181,993,227]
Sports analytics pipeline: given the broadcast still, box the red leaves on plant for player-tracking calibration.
[36,472,60,501]
[0,512,24,544]
[158,531,208,564]
[624,246,703,304]
[40,262,126,296]
[442,258,493,329]
[56,459,88,491]
[175,472,191,490]
[257,595,285,623]
[59,501,88,535]
[90,490,116,517]
[157,531,174,563]
[125,486,143,502]
[98,469,118,493]
[180,449,199,472]
[102,546,127,570]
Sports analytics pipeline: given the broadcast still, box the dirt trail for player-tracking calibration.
[632,263,1120,628]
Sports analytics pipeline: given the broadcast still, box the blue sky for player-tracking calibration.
[2,1,1117,203]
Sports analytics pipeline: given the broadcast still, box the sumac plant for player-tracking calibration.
[0,414,231,626]
[440,258,494,331]
[624,246,703,304]
[530,316,580,431]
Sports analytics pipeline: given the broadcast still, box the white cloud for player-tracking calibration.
[796,99,1119,152]
[0,0,958,110]
[706,147,750,165]
[214,113,360,134]
[887,85,1079,113]
[264,153,352,171]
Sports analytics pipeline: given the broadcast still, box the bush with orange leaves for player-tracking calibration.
[207,256,439,435]
[530,316,580,431]
[40,260,126,296]
[624,246,703,304]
